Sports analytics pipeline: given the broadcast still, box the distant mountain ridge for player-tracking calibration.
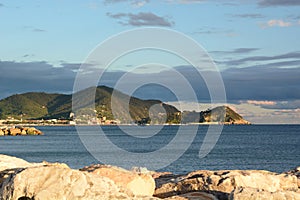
[0,86,180,124]
[0,86,250,124]
[0,92,72,120]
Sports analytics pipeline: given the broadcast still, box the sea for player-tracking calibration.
[0,125,299,174]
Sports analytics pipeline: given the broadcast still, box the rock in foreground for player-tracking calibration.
[154,169,300,200]
[230,187,300,200]
[0,166,135,200]
[0,155,156,200]
[80,164,155,196]
[0,154,299,200]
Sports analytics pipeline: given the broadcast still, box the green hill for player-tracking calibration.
[72,86,180,124]
[0,86,180,124]
[0,92,62,119]
[0,87,249,124]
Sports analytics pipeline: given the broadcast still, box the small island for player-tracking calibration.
[182,105,251,125]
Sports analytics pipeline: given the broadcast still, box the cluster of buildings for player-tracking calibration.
[0,113,120,126]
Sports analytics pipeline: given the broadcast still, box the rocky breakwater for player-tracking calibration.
[0,126,42,136]
[154,168,300,200]
[0,154,156,200]
[0,154,299,200]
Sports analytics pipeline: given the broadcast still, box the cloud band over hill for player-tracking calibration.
[0,59,299,104]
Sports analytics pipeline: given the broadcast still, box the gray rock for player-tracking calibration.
[154,169,299,199]
[229,187,300,200]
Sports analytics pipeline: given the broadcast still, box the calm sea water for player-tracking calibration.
[0,125,299,174]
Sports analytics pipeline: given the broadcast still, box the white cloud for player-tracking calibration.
[245,100,276,106]
[268,19,292,27]
[260,19,293,28]
[167,0,206,4]
[131,0,149,8]
[104,0,149,8]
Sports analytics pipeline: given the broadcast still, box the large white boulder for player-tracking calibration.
[80,164,156,196]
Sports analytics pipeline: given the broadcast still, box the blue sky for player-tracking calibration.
[0,0,300,123]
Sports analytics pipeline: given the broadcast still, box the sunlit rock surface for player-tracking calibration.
[0,155,299,200]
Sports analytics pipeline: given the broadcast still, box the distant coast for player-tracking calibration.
[0,87,251,126]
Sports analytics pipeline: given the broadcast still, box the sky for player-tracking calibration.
[0,0,300,124]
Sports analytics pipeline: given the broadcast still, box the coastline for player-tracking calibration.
[0,122,252,127]
[0,154,299,200]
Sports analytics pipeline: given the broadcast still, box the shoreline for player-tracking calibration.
[0,154,299,199]
[0,123,253,127]
[2,123,300,130]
